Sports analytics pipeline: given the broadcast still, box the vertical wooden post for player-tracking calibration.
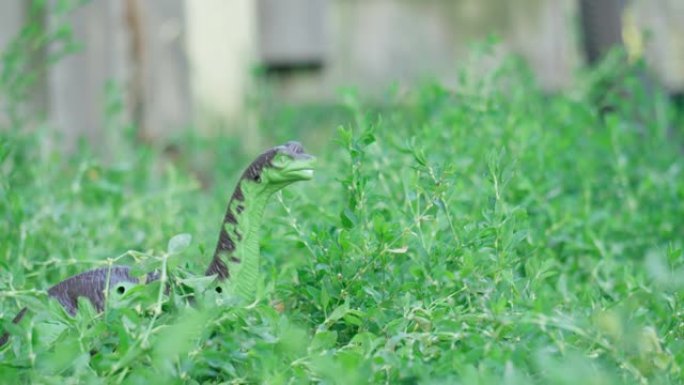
[129,0,191,142]
[0,1,49,130]
[47,0,130,153]
[0,1,25,51]
[184,0,259,151]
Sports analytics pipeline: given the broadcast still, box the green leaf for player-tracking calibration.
[167,233,192,254]
[153,308,210,367]
[129,257,158,277]
[336,125,353,147]
[340,208,357,229]
[36,338,86,375]
[310,330,338,352]
[328,303,349,322]
[178,275,217,294]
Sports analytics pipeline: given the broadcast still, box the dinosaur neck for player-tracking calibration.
[206,180,272,296]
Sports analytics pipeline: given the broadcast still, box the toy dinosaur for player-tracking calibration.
[0,141,315,346]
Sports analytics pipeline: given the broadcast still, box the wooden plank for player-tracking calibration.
[184,0,260,150]
[270,0,580,100]
[134,0,191,140]
[0,0,25,129]
[47,0,129,153]
[632,0,684,90]
[0,1,49,129]
[257,0,328,66]
[0,1,25,54]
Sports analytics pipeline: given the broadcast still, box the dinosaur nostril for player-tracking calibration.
[116,286,125,295]
[215,286,223,294]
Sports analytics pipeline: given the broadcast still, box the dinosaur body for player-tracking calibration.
[47,266,153,315]
[0,141,314,346]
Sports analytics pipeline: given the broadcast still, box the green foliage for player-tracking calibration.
[2,13,684,384]
[0,0,82,127]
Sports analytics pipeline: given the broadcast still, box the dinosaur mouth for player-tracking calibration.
[290,168,314,180]
[281,156,316,181]
[283,165,315,180]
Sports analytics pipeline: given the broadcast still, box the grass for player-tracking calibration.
[1,17,684,385]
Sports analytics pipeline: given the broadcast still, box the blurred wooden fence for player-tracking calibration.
[0,0,682,152]
[0,0,193,153]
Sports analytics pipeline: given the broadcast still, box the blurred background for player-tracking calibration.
[0,0,682,153]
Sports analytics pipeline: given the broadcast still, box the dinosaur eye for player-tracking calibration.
[272,154,287,167]
[215,286,223,294]
[116,285,125,295]
[254,175,261,183]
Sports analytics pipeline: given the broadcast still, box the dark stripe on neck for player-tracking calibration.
[225,211,237,225]
[233,184,244,202]
[207,181,246,279]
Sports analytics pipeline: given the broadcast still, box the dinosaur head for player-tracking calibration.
[239,141,315,194]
